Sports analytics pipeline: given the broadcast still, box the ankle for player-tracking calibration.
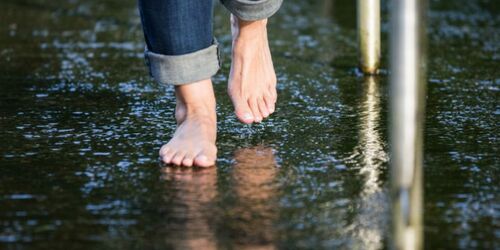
[175,101,216,124]
[173,79,216,122]
[185,103,215,116]
[231,15,267,39]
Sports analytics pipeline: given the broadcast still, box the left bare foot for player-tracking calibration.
[159,79,217,167]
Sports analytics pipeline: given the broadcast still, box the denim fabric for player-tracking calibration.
[221,0,283,21]
[138,0,282,85]
[145,41,220,86]
[138,0,219,85]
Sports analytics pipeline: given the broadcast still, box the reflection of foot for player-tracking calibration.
[234,146,277,169]
[160,166,218,250]
[228,15,277,124]
[232,146,278,249]
[233,146,278,200]
[160,166,216,180]
[159,79,217,167]
[160,167,217,201]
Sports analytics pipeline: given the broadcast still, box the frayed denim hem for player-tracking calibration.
[221,0,283,21]
[144,39,220,85]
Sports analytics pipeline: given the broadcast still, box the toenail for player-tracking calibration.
[243,113,253,120]
[196,155,209,164]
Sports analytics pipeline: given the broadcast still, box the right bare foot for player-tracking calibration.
[228,15,278,124]
[159,79,217,167]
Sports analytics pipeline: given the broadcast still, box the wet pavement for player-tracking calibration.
[0,0,498,249]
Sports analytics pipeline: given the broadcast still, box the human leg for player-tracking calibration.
[138,0,218,167]
[139,0,219,85]
[220,0,283,124]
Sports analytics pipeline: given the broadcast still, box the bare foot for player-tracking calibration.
[159,79,217,167]
[228,15,277,124]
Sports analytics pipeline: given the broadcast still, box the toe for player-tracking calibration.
[258,97,269,118]
[159,145,170,158]
[194,154,215,168]
[269,85,277,103]
[171,152,186,166]
[233,97,254,124]
[248,98,262,123]
[182,154,194,167]
[162,149,176,164]
[264,93,275,113]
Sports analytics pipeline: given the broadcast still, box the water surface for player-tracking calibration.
[0,0,498,249]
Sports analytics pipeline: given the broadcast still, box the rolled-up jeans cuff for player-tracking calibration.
[144,40,220,85]
[221,0,283,21]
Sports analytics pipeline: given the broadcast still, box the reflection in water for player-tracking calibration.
[349,76,389,249]
[160,167,218,250]
[358,77,387,195]
[159,146,279,250]
[1,0,496,247]
[230,146,279,250]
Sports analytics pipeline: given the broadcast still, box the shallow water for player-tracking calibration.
[0,0,498,249]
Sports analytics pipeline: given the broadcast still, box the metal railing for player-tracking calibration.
[357,0,427,249]
[358,0,381,74]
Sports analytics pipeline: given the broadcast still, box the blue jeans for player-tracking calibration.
[138,0,282,85]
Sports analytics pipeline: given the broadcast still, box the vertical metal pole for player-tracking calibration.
[389,0,427,249]
[358,0,381,74]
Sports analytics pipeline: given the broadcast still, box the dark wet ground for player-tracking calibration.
[0,0,498,249]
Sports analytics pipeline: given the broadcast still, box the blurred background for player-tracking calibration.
[0,0,498,249]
